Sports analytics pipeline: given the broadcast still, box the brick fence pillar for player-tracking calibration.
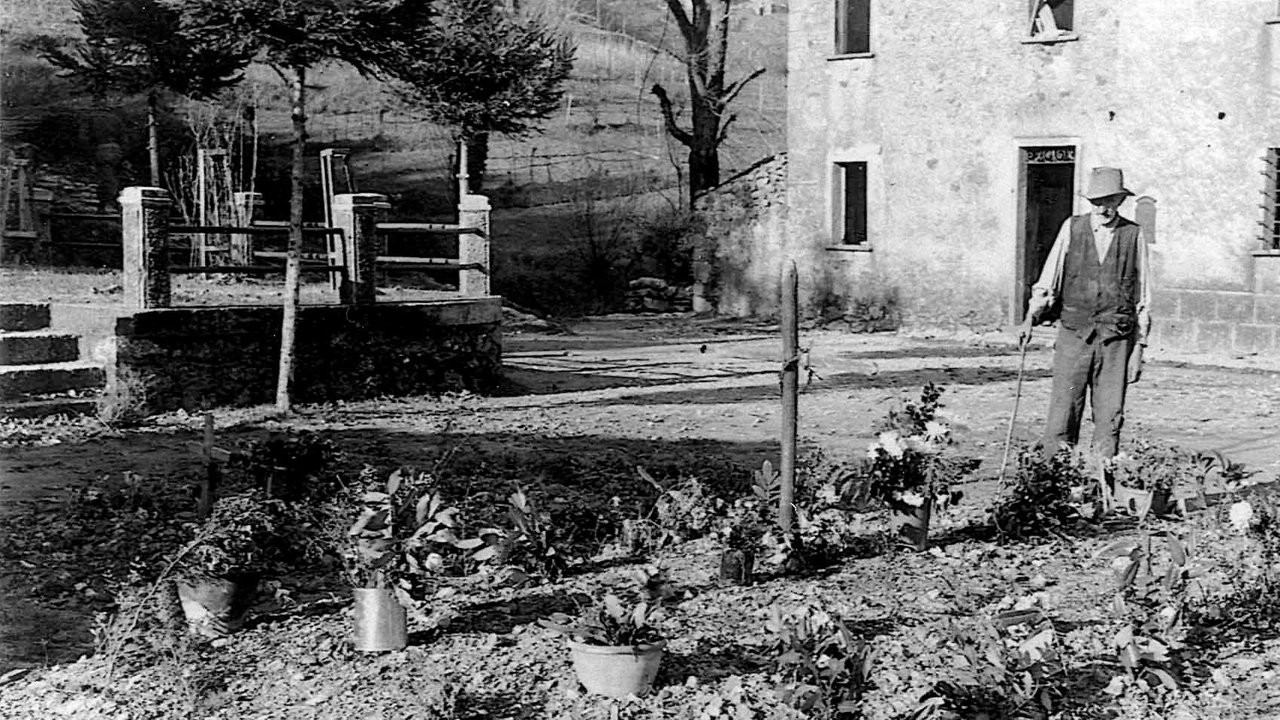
[332,193,390,304]
[458,194,491,297]
[121,186,172,309]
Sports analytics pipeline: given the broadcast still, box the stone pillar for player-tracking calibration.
[458,194,491,297]
[332,193,389,305]
[121,186,172,309]
[231,191,263,265]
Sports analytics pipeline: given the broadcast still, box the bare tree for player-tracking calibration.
[651,0,764,204]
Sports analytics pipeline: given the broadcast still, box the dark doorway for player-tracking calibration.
[1016,146,1075,321]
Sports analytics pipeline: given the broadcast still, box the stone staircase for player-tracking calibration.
[0,303,105,419]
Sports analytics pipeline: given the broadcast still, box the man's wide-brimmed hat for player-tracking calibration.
[1083,166,1134,200]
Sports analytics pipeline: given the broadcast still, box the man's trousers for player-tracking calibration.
[1041,327,1135,458]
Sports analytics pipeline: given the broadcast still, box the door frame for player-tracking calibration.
[1012,138,1082,323]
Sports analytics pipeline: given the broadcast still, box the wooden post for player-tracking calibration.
[779,261,799,531]
[120,186,172,309]
[231,191,262,266]
[198,413,220,519]
[458,194,491,296]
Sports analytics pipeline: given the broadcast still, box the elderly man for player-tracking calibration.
[1019,166,1151,458]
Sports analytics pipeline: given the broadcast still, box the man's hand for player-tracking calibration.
[1017,317,1035,348]
[1127,344,1144,384]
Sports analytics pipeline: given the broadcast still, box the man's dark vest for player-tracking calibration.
[1059,215,1141,342]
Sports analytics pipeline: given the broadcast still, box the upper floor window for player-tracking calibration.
[835,0,871,55]
[1029,0,1074,39]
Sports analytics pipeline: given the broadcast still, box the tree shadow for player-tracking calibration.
[657,637,770,686]
[448,589,592,635]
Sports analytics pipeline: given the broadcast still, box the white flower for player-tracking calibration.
[877,431,906,459]
[896,490,925,507]
[1229,501,1254,533]
[423,552,445,573]
[924,421,950,443]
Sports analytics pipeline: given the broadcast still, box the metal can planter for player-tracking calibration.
[175,574,259,638]
[718,549,754,585]
[890,498,932,552]
[568,640,666,698]
[352,588,408,652]
[1114,485,1154,519]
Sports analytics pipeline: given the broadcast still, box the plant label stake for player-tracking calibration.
[186,412,238,519]
[779,261,799,532]
[997,339,1030,486]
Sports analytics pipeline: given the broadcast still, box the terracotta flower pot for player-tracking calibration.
[719,549,754,585]
[351,588,408,652]
[890,497,932,552]
[568,640,666,698]
[175,574,259,638]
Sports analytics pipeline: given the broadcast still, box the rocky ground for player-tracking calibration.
[1,314,1278,719]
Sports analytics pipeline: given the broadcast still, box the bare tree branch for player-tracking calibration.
[663,0,693,42]
[718,66,766,110]
[651,82,694,148]
[715,111,737,146]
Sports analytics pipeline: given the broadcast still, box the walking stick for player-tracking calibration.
[997,339,1030,486]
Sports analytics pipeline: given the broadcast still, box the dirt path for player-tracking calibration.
[1,316,1278,672]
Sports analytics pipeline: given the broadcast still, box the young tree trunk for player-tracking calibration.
[465,132,489,194]
[147,91,161,186]
[275,65,307,414]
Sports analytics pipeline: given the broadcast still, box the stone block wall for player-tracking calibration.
[115,299,502,413]
[1150,289,1280,355]
[693,153,789,316]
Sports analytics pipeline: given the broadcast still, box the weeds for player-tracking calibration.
[766,605,876,719]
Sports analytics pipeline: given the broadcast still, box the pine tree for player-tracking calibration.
[392,0,573,193]
[35,0,252,185]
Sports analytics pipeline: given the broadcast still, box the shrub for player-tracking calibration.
[991,447,1086,541]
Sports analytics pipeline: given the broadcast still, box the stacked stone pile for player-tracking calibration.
[623,277,693,313]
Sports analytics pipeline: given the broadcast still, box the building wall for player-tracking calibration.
[785,0,1280,336]
[694,154,789,316]
[115,300,502,413]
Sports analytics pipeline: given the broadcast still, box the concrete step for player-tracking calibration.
[0,396,99,420]
[0,331,80,365]
[0,303,51,332]
[0,361,105,401]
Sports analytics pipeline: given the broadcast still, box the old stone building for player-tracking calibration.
[714,0,1280,353]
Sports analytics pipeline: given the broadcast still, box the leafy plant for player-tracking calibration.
[861,385,978,516]
[640,467,719,547]
[991,447,1086,542]
[915,608,1061,720]
[463,488,570,583]
[1106,533,1200,695]
[344,468,462,591]
[1105,438,1190,495]
[177,491,293,580]
[765,605,876,719]
[718,496,772,553]
[540,593,665,647]
[235,430,339,501]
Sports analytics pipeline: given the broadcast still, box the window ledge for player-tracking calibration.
[1020,33,1079,45]
[824,244,873,253]
[1252,248,1280,256]
[1267,16,1280,24]
[826,52,875,61]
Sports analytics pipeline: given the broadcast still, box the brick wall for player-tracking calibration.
[115,299,502,413]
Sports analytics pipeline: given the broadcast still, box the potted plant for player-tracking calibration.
[540,594,667,698]
[1105,440,1186,518]
[342,467,461,652]
[174,490,292,638]
[716,497,770,585]
[861,384,980,551]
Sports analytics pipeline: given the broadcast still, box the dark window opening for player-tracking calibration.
[839,161,868,245]
[835,0,871,55]
[1029,0,1073,37]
